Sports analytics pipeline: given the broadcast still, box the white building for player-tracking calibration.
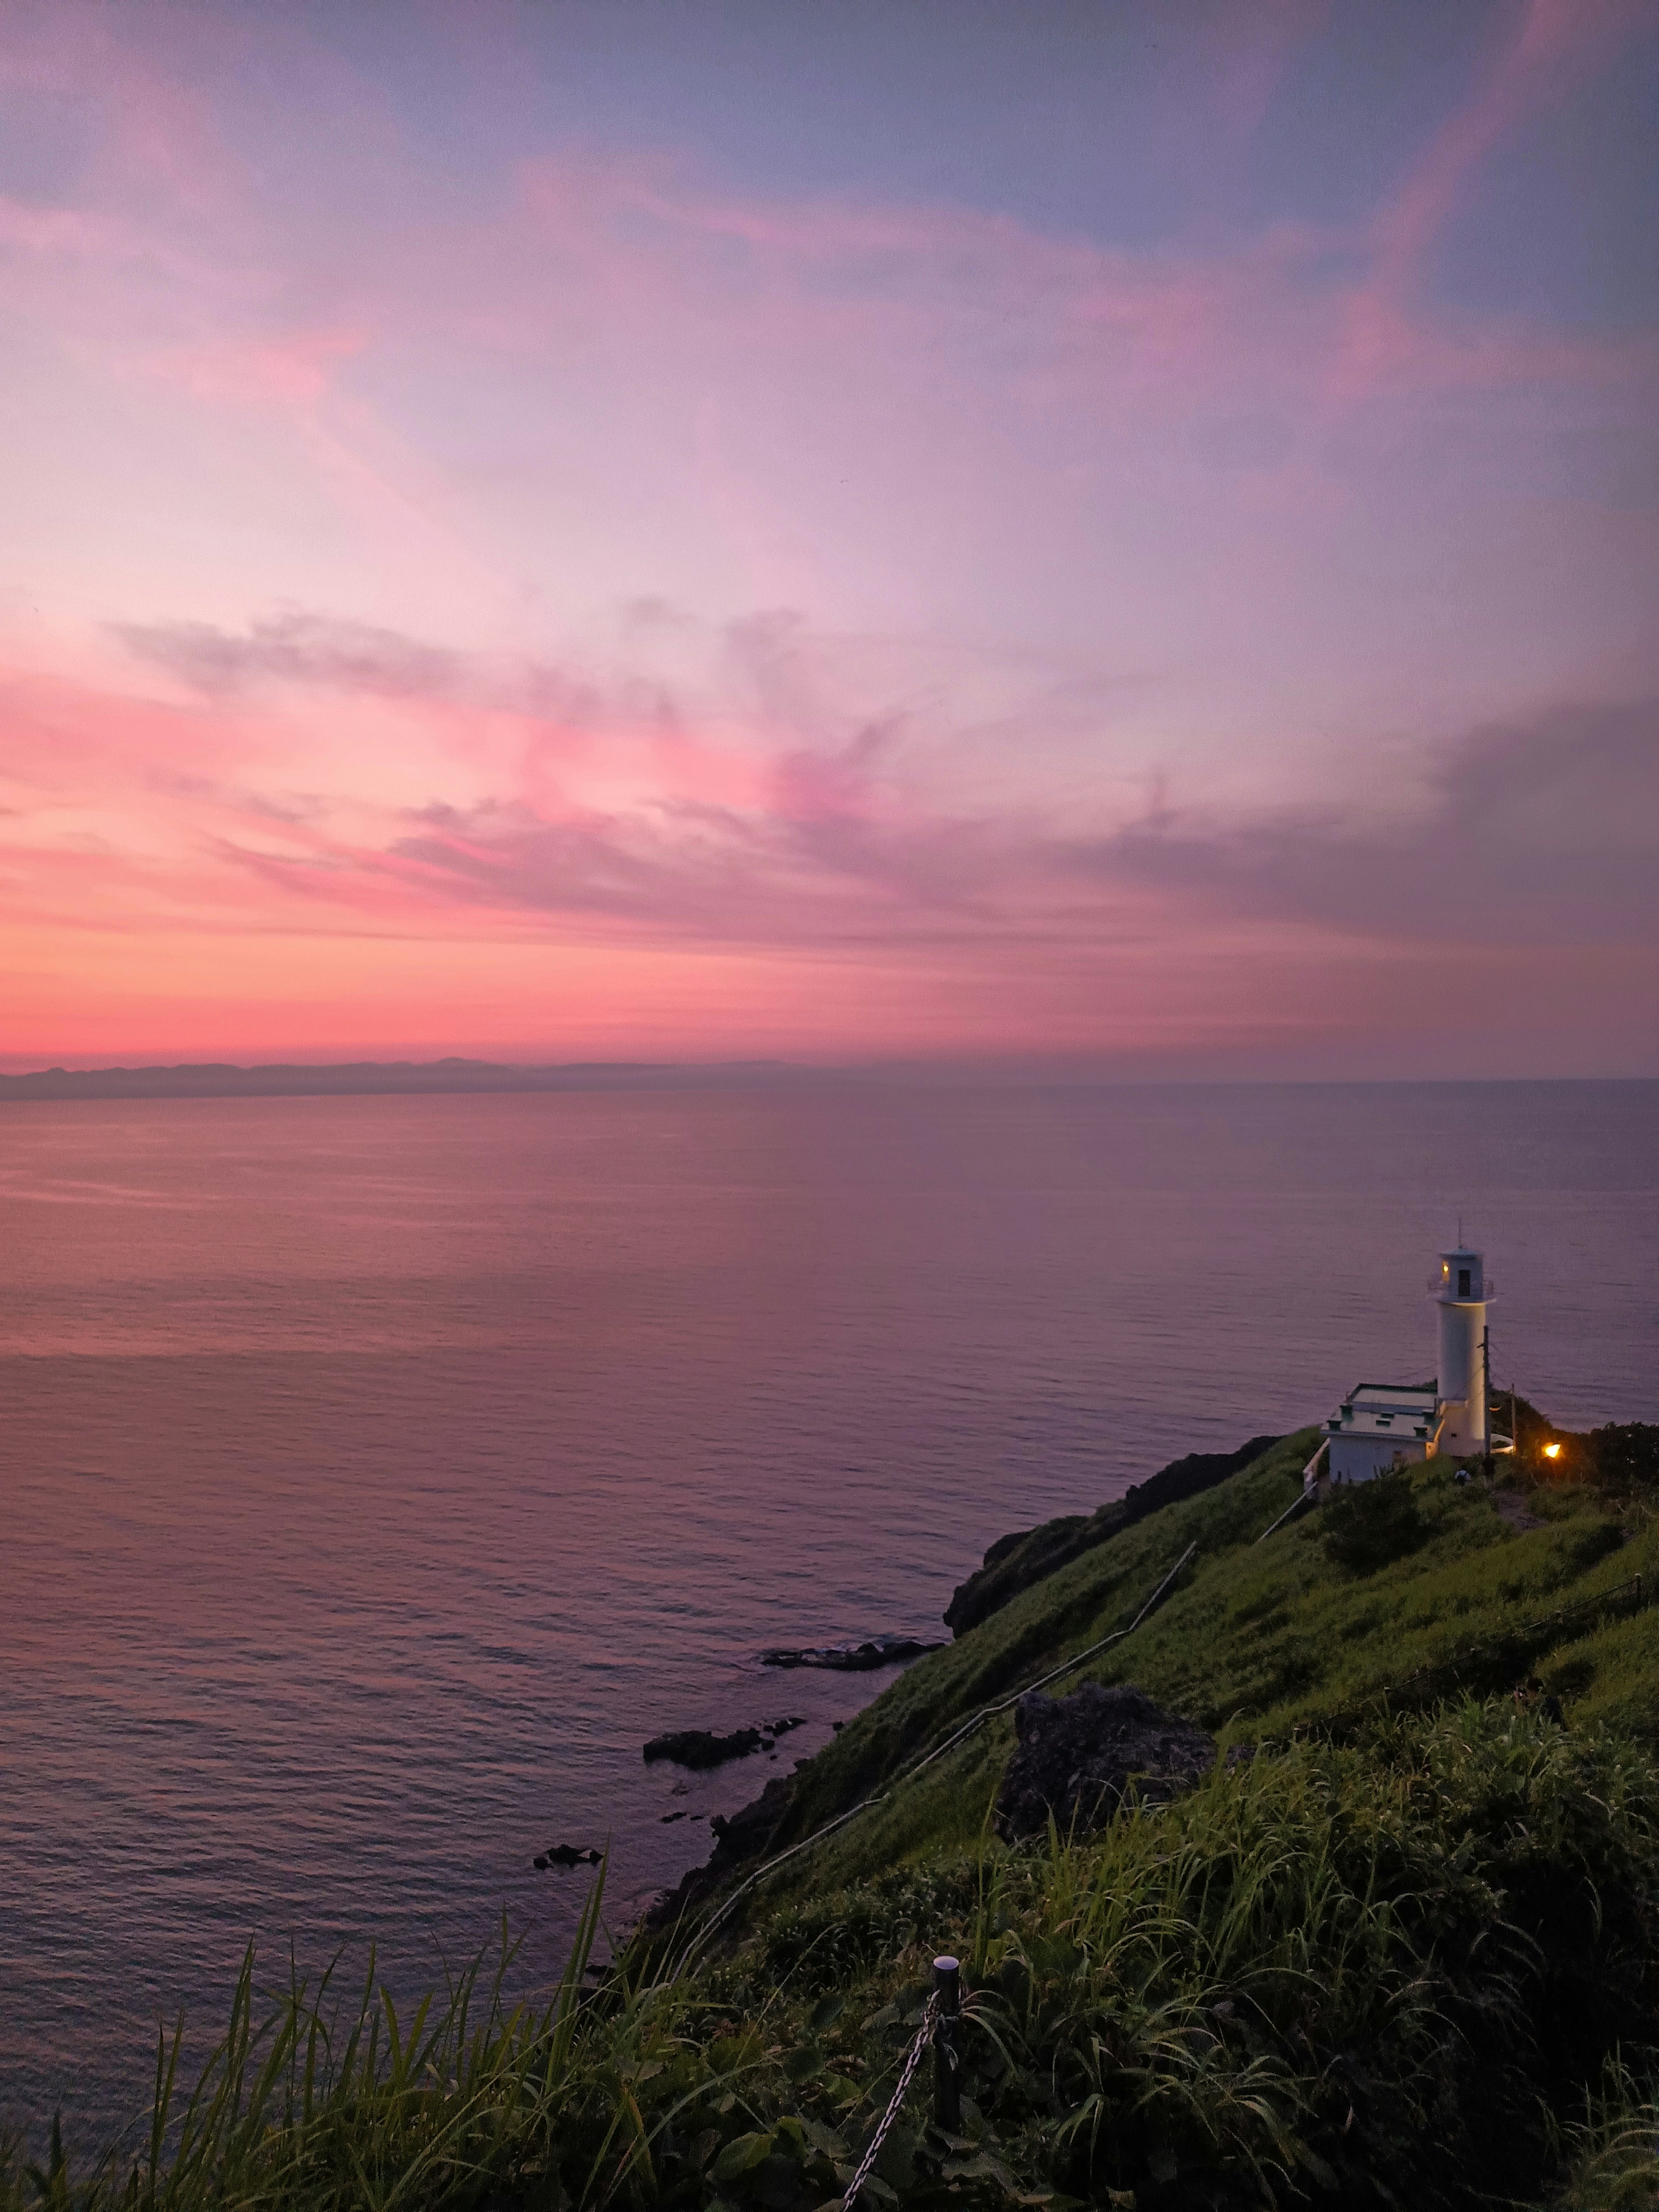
[1325,1382,1441,1484]
[1322,1243,1513,1484]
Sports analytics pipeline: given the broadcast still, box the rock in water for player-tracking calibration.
[993,1682,1217,1842]
[643,1726,765,1768]
[757,1635,943,1671]
[534,1844,603,1869]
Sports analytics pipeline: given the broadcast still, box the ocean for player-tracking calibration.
[2,1078,1653,2142]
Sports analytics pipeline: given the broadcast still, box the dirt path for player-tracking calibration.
[1492,1487,1546,1533]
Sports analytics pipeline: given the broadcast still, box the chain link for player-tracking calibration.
[840,1992,939,2209]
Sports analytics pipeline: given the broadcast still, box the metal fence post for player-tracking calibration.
[932,1954,962,2133]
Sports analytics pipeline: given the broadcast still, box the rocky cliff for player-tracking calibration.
[942,1433,1281,1635]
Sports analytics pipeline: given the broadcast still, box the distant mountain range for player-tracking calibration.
[0,1058,798,1102]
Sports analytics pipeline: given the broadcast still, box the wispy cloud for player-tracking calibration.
[117,612,466,700]
[22,618,1659,976]
[1086,700,1659,949]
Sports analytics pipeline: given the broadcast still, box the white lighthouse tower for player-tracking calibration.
[1433,1244,1490,1456]
[1322,1238,1510,1482]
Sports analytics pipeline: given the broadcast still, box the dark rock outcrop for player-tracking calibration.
[758,1634,943,1671]
[945,1435,1281,1637]
[644,1726,765,1768]
[993,1682,1218,1842]
[642,1716,807,1768]
[643,1773,796,1932]
[534,1843,603,1869]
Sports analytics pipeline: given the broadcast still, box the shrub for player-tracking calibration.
[1592,1424,1659,1491]
[1322,1471,1429,1575]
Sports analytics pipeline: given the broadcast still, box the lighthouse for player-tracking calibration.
[1433,1244,1490,1456]
[1321,1238,1509,1482]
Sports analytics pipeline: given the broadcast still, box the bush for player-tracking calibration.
[1592,1424,1659,1491]
[949,1705,1659,2209]
[1323,1471,1429,1575]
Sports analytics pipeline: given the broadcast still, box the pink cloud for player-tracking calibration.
[0,6,1654,1073]
[0,196,121,257]
[1370,0,1633,288]
[8,622,1653,977]
[156,325,369,407]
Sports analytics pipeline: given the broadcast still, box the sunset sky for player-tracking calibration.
[3,0,1656,1076]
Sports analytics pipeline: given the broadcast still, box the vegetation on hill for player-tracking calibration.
[943,1436,1282,1636]
[9,1426,1659,2211]
[747,1430,1659,1904]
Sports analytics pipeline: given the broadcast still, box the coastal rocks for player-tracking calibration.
[645,1726,763,1768]
[944,1435,1281,1637]
[534,1844,603,1869]
[758,1634,943,1671]
[708,1775,795,1861]
[643,1773,797,1932]
[993,1682,1218,1843]
[642,1716,805,1769]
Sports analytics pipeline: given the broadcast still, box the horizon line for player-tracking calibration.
[1,1058,1653,1104]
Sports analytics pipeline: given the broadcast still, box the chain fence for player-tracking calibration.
[839,1991,939,2210]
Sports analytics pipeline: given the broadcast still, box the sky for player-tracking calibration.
[2,0,1656,1077]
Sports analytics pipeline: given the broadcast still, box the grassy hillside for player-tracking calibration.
[743,1433,1659,1907]
[11,1435,1659,2212]
[941,1433,1281,1635]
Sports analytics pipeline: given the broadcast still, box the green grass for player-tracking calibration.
[744,1435,1659,1904]
[12,1703,1659,2211]
[12,1436,1659,2211]
[1546,2056,1659,2210]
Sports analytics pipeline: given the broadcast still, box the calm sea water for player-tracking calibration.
[3,1079,1654,2142]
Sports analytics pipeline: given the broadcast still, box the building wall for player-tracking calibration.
[1328,1435,1427,1485]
